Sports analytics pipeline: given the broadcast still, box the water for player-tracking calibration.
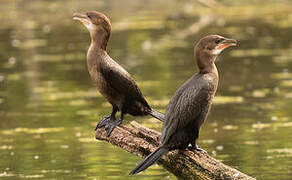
[0,0,292,179]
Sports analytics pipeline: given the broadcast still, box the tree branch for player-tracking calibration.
[95,121,256,180]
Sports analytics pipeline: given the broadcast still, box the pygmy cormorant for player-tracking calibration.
[130,35,237,175]
[73,11,164,136]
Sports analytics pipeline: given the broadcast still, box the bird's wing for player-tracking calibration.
[100,60,150,108]
[161,76,208,144]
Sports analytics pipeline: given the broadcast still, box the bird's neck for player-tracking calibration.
[89,29,110,51]
[199,62,218,75]
[196,51,218,76]
[87,30,108,64]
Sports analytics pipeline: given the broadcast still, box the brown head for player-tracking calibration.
[195,35,237,73]
[73,11,111,50]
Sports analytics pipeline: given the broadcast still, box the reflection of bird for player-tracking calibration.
[130,35,237,175]
[73,11,164,136]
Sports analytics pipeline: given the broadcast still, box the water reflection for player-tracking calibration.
[0,0,292,179]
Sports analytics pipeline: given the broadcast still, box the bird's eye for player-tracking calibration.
[215,39,221,44]
[87,14,91,19]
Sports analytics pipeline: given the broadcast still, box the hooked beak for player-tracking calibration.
[72,12,90,26]
[217,38,237,50]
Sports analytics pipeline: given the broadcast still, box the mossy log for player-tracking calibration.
[95,121,256,180]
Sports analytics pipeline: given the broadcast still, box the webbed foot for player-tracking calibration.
[104,118,122,136]
[95,115,111,130]
[188,144,207,154]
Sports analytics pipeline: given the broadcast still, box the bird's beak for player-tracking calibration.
[217,38,237,50]
[72,12,90,26]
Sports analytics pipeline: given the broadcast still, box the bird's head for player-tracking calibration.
[195,35,237,73]
[73,11,111,33]
[196,35,237,58]
[73,11,111,49]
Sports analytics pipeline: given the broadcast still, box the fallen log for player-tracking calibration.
[95,121,256,180]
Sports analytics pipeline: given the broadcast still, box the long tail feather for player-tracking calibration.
[129,147,168,175]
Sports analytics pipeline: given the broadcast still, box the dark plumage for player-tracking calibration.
[73,11,164,136]
[130,35,237,175]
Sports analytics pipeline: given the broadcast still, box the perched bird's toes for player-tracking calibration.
[104,118,122,137]
[105,123,115,137]
[96,121,104,129]
[95,115,111,130]
[95,121,103,130]
[194,144,207,154]
[116,118,122,126]
[105,127,113,137]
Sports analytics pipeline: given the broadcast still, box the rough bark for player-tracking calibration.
[95,121,256,180]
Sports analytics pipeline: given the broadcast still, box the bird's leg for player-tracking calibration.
[104,111,124,137]
[95,107,117,130]
[117,112,124,125]
[187,129,207,153]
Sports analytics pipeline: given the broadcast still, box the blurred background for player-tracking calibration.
[0,0,292,179]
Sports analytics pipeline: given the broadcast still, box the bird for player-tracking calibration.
[72,11,165,136]
[129,35,237,175]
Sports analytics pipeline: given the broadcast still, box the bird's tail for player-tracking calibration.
[149,109,165,122]
[129,146,168,175]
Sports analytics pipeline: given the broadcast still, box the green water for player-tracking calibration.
[1,0,292,179]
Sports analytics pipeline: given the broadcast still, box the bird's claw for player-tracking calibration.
[104,118,122,136]
[95,115,110,130]
[188,144,207,154]
[95,115,111,130]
